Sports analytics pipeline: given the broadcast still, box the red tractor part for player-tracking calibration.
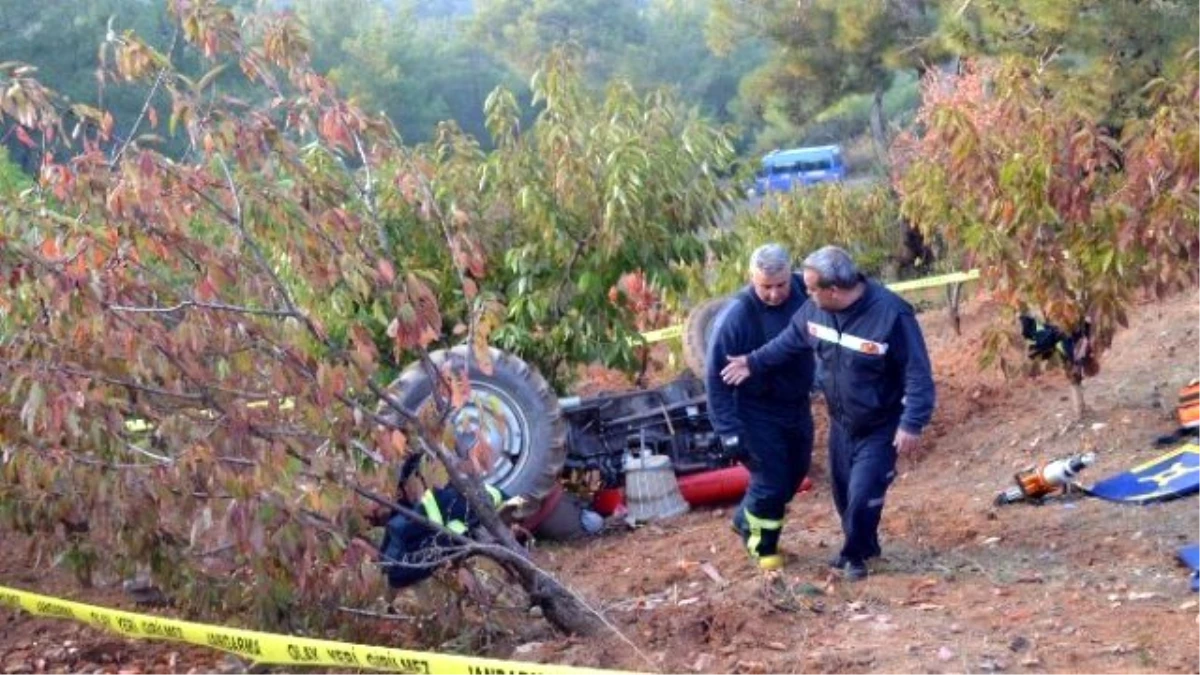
[590,467,813,514]
[591,487,625,516]
[677,465,812,506]
[520,483,565,532]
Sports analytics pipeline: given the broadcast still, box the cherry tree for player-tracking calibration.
[0,0,608,637]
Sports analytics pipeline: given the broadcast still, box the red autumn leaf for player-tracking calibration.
[52,173,69,201]
[195,273,217,301]
[349,324,378,370]
[377,259,395,284]
[15,126,35,148]
[39,238,61,260]
[406,275,442,342]
[468,249,486,279]
[469,435,494,476]
[445,365,470,411]
[388,429,407,459]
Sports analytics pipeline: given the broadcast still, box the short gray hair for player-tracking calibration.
[803,245,859,288]
[749,243,791,277]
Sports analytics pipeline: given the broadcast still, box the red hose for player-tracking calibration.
[591,467,813,513]
[678,466,813,505]
[677,465,750,506]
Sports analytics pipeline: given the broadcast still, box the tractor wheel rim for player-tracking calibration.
[450,381,528,487]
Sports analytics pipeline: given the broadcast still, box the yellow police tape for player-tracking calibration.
[639,268,980,344]
[0,585,632,674]
[884,268,980,293]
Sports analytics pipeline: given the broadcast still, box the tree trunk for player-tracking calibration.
[498,550,603,635]
[946,281,962,336]
[869,87,889,170]
[1069,381,1088,419]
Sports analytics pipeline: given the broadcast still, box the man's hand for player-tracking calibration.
[497,495,532,523]
[721,354,752,386]
[365,503,393,527]
[893,428,922,455]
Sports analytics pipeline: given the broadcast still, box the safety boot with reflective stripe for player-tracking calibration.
[743,509,784,570]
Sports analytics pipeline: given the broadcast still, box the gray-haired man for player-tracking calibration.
[705,243,815,571]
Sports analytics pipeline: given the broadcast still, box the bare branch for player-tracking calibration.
[352,131,388,252]
[0,359,205,402]
[108,299,296,318]
[214,154,325,343]
[110,27,179,169]
[125,441,173,464]
[337,606,412,621]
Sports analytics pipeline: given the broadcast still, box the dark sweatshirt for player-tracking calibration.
[705,275,814,437]
[748,279,935,437]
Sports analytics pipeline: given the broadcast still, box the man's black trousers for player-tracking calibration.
[828,420,898,564]
[734,411,813,557]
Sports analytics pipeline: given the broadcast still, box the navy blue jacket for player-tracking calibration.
[749,279,935,437]
[379,483,506,587]
[706,275,814,437]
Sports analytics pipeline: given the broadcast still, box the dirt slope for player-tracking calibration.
[525,289,1200,674]
[2,288,1197,674]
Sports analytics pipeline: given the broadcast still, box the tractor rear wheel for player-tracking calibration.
[384,346,567,500]
[682,296,734,377]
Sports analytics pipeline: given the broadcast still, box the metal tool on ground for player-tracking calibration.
[994,452,1097,506]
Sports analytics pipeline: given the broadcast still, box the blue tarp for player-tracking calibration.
[1178,544,1199,592]
[1085,443,1199,504]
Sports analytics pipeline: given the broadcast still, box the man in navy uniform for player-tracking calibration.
[706,243,815,571]
[722,245,935,580]
[375,479,507,590]
[368,451,512,593]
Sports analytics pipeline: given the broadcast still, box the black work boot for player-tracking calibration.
[840,559,868,581]
[827,554,847,569]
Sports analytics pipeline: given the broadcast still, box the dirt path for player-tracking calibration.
[2,289,1197,674]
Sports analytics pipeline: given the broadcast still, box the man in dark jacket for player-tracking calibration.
[368,453,510,592]
[706,243,815,571]
[722,245,935,580]
[376,481,507,590]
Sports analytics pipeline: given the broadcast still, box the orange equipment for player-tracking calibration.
[1179,380,1199,430]
[994,452,1096,506]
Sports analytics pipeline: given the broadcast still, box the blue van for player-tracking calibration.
[750,144,846,195]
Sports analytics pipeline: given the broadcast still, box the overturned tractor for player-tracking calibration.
[386,296,805,523]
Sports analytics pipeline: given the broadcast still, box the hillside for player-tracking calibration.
[1,288,1197,674]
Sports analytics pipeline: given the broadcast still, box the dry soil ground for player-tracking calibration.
[2,288,1198,674]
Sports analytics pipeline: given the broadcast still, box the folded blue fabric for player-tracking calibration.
[1178,544,1199,592]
